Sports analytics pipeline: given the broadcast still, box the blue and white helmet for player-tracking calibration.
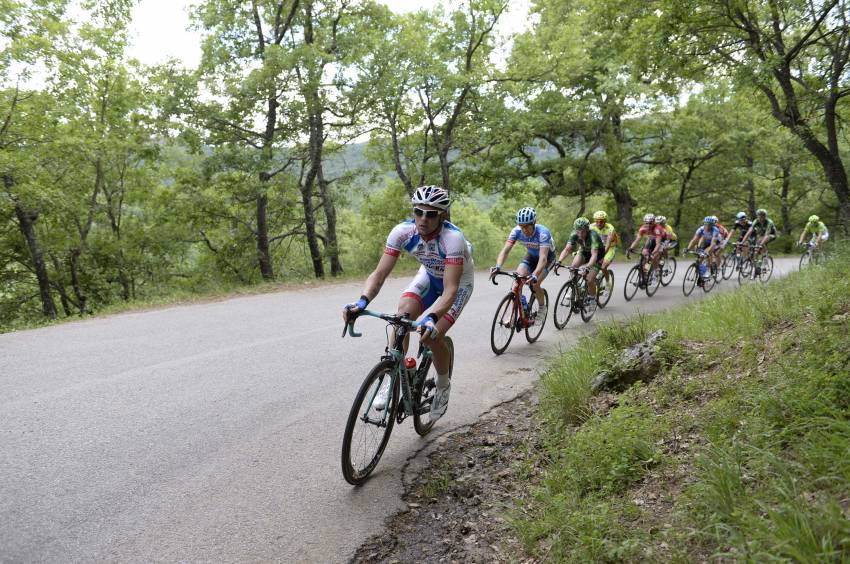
[411,185,450,211]
[736,211,747,220]
[516,207,537,225]
[703,216,717,224]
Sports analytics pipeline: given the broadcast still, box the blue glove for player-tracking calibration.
[420,314,440,340]
[343,296,369,318]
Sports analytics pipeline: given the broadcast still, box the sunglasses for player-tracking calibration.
[413,207,440,219]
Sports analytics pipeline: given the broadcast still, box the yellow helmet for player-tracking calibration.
[593,210,607,221]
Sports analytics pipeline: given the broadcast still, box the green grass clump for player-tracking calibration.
[523,246,850,562]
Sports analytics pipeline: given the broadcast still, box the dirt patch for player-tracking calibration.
[351,390,543,564]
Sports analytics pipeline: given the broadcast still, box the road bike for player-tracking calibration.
[798,241,824,270]
[738,244,773,283]
[552,263,597,328]
[721,241,749,280]
[623,250,661,301]
[489,270,548,355]
[682,249,716,296]
[340,310,452,485]
[658,250,677,287]
[596,267,615,308]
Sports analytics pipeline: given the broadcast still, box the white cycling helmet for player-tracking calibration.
[643,213,655,224]
[411,185,450,211]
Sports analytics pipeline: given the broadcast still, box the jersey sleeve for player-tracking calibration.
[538,227,552,246]
[384,222,411,257]
[506,227,520,245]
[442,230,466,266]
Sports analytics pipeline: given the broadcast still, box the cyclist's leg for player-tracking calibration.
[419,275,474,378]
[530,253,555,304]
[397,267,430,352]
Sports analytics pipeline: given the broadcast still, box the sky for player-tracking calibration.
[126,0,532,68]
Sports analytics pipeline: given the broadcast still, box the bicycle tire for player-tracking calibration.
[578,279,597,322]
[490,293,516,355]
[739,259,754,283]
[341,360,399,485]
[624,266,640,301]
[553,280,575,329]
[597,270,614,308]
[525,289,548,343]
[703,267,716,292]
[645,266,661,297]
[799,251,811,270]
[722,253,737,280]
[660,256,676,286]
[683,263,698,296]
[759,256,774,282]
[413,336,452,436]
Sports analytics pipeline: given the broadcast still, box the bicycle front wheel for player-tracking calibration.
[525,289,548,343]
[624,266,640,301]
[683,264,698,296]
[759,256,774,282]
[799,251,811,270]
[703,267,716,292]
[341,360,399,485]
[553,281,575,329]
[490,293,517,355]
[739,259,754,283]
[721,253,736,280]
[578,279,597,322]
[645,266,661,297]
[597,270,614,308]
[660,256,676,286]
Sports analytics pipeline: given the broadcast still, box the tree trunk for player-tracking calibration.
[318,166,342,276]
[744,154,756,218]
[256,192,273,279]
[49,255,73,317]
[68,249,87,315]
[780,161,792,235]
[611,182,637,249]
[9,184,56,318]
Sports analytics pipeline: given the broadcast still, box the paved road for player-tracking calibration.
[0,257,795,563]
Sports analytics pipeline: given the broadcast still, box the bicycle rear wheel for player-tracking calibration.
[490,293,516,355]
[660,256,676,286]
[525,289,548,343]
[624,266,640,301]
[597,270,614,308]
[553,281,575,329]
[683,264,698,296]
[341,360,399,485]
[759,256,774,282]
[413,336,452,436]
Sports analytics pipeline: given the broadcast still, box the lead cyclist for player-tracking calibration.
[342,185,474,421]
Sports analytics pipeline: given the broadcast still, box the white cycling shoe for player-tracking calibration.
[429,382,451,420]
[372,379,392,411]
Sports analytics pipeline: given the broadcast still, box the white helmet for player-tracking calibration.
[656,215,667,224]
[643,213,655,224]
[411,185,450,211]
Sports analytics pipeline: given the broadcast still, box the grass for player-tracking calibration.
[520,245,850,562]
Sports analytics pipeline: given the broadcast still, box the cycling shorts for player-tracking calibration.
[603,247,616,263]
[520,251,556,274]
[401,266,474,325]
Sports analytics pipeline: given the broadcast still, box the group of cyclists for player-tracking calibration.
[342,185,830,422]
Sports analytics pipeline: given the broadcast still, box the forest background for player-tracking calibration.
[2,0,848,330]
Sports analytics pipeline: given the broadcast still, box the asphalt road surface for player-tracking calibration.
[0,257,796,563]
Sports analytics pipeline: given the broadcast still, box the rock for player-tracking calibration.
[591,330,668,392]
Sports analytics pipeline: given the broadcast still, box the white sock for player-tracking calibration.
[436,372,450,389]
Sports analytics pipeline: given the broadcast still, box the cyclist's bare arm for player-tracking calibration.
[742,226,754,241]
[494,240,514,267]
[533,247,550,278]
[428,263,463,320]
[344,253,399,322]
[558,243,574,263]
[686,235,699,251]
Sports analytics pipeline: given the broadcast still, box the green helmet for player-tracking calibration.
[756,208,767,217]
[808,214,820,224]
[573,217,590,230]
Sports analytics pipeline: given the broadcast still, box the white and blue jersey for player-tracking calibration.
[506,224,555,258]
[385,220,474,324]
[694,226,722,248]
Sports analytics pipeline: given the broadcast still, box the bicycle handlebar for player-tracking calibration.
[341,309,422,338]
[553,263,586,276]
[489,269,532,286]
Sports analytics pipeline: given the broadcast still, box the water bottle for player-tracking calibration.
[520,294,528,312]
[699,263,707,277]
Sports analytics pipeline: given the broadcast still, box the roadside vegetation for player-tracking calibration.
[520,246,850,561]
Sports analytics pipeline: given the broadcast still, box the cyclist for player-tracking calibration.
[591,211,620,287]
[686,216,722,281]
[556,217,604,298]
[657,215,677,258]
[491,206,554,311]
[798,214,829,250]
[742,208,777,275]
[626,213,666,276]
[724,211,754,255]
[342,185,473,421]
[711,215,729,265]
